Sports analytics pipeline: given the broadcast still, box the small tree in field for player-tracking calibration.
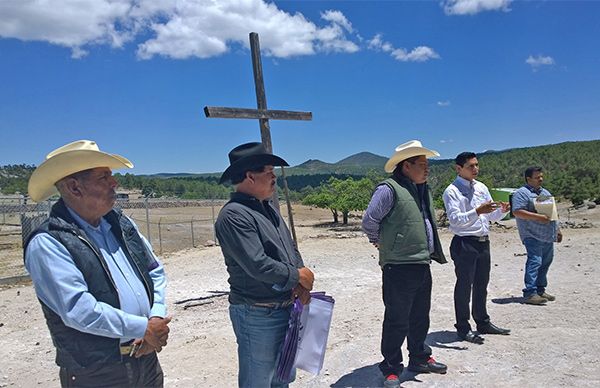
[303,186,338,223]
[303,177,374,224]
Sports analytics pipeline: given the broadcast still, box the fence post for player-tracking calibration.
[191,217,195,248]
[211,198,217,245]
[158,217,163,255]
[19,194,25,222]
[145,198,151,243]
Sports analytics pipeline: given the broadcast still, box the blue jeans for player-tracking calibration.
[229,304,294,388]
[522,238,554,297]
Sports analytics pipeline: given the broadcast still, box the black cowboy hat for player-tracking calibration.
[219,142,289,184]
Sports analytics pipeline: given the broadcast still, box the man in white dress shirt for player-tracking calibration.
[442,152,511,344]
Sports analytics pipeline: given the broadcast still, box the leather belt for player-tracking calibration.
[458,235,489,242]
[253,299,294,309]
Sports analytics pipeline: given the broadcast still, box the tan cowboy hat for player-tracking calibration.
[384,140,440,173]
[28,140,133,202]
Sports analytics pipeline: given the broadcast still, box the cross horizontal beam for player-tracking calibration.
[204,106,312,121]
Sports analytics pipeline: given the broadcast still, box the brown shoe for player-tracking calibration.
[524,294,548,305]
[539,292,555,301]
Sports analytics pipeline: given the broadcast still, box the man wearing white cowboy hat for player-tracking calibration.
[362,140,448,387]
[215,142,315,388]
[24,140,170,387]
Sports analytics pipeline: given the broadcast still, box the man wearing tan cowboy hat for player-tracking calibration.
[24,140,170,387]
[215,142,315,388]
[362,140,448,387]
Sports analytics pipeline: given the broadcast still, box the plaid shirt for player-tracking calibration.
[512,185,558,243]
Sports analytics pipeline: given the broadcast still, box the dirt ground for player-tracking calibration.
[1,204,599,387]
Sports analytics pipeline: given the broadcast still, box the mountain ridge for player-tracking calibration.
[148,140,600,178]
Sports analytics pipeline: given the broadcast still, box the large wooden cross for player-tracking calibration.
[204,32,312,243]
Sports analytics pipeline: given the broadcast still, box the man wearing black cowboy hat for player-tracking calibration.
[215,142,315,388]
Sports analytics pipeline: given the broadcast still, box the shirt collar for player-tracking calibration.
[525,184,543,195]
[454,175,475,190]
[66,206,111,234]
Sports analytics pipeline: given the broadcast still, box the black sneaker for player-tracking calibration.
[407,357,447,374]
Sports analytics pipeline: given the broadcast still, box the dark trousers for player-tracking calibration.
[59,352,163,387]
[450,236,491,334]
[379,263,433,376]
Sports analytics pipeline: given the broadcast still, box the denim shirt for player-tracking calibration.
[512,185,558,243]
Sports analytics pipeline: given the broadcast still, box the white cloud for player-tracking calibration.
[367,34,393,52]
[525,54,555,71]
[367,34,439,63]
[0,0,359,59]
[437,100,451,107]
[391,46,440,62]
[0,0,135,55]
[442,0,512,16]
[440,139,454,143]
[320,10,353,33]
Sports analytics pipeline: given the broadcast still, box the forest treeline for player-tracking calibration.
[2,140,599,208]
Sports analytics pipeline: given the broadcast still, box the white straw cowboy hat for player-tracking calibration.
[384,140,440,173]
[28,140,133,202]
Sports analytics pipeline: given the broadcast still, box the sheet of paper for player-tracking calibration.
[534,195,558,221]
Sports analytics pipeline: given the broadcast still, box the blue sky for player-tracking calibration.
[1,0,599,174]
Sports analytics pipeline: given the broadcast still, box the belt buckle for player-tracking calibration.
[478,236,487,242]
[120,342,138,356]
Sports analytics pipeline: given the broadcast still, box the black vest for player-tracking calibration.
[24,199,157,370]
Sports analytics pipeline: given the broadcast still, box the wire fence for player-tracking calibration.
[0,196,227,279]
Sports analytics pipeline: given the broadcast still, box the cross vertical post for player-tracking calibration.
[203,32,312,244]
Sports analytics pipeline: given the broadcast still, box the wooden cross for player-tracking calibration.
[204,32,312,243]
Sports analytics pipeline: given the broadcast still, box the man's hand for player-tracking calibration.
[298,267,314,291]
[557,231,563,243]
[476,201,499,215]
[538,214,551,224]
[293,285,311,305]
[132,338,156,358]
[500,201,511,213]
[143,316,171,351]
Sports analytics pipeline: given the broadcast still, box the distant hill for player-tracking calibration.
[286,152,387,176]
[144,151,388,178]
[336,152,387,166]
[2,140,599,204]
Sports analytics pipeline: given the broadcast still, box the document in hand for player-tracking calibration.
[534,195,558,220]
[276,292,335,381]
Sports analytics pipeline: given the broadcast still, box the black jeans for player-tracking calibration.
[379,263,433,376]
[59,352,163,387]
[450,236,491,334]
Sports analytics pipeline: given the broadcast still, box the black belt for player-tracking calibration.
[457,235,489,242]
[253,299,294,309]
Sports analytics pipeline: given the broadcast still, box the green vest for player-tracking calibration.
[378,177,447,267]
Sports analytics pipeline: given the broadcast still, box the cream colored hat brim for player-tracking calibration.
[384,142,440,173]
[28,149,133,202]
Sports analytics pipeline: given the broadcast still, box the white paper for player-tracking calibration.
[293,298,335,375]
[534,195,558,221]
